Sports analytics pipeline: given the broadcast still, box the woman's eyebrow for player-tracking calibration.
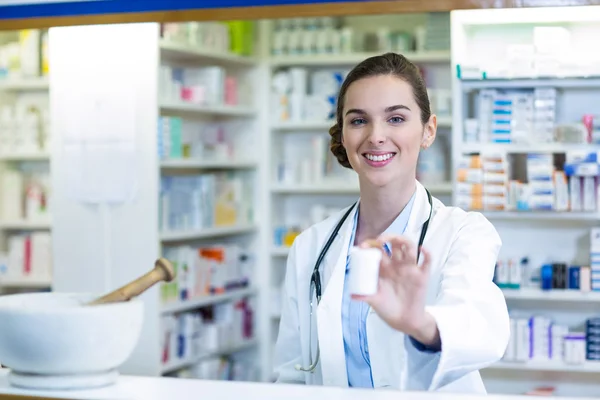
[385,104,411,112]
[345,104,411,116]
[345,108,366,116]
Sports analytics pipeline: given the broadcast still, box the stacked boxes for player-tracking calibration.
[533,88,557,143]
[504,317,569,363]
[161,244,254,303]
[455,154,483,210]
[586,318,600,362]
[526,153,555,211]
[158,116,183,160]
[159,173,253,232]
[503,316,598,365]
[529,316,552,361]
[476,89,494,144]
[563,333,587,365]
[550,324,570,362]
[476,89,533,144]
[482,151,509,211]
[590,228,600,292]
[456,149,599,212]
[564,151,600,212]
[474,88,557,144]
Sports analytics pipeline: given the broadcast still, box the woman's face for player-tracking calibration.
[341,74,436,188]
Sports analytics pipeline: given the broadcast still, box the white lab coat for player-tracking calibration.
[273,180,510,392]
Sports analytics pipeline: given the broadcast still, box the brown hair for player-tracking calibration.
[329,52,432,169]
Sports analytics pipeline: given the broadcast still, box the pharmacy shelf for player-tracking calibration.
[0,77,49,91]
[461,143,600,154]
[0,276,52,288]
[271,246,290,257]
[160,224,257,243]
[272,116,452,131]
[160,158,257,170]
[271,181,453,195]
[0,219,51,230]
[502,288,600,303]
[0,152,50,161]
[460,76,600,91]
[451,9,600,397]
[47,23,269,381]
[268,50,451,67]
[484,361,600,373]
[271,182,359,194]
[161,338,259,375]
[271,120,335,131]
[159,40,257,67]
[159,101,256,117]
[482,211,600,222]
[162,286,258,314]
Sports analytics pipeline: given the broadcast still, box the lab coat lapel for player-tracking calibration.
[316,203,357,388]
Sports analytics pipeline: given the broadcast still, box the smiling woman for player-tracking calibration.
[330,53,438,241]
[273,52,510,393]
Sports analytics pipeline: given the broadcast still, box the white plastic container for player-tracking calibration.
[348,247,383,295]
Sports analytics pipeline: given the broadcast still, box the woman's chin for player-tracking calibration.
[359,174,394,189]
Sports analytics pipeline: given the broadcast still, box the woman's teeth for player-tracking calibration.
[365,153,394,162]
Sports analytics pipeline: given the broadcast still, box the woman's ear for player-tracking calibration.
[421,115,437,150]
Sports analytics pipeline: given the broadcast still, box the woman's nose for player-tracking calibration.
[367,124,387,145]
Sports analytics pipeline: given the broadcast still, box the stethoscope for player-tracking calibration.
[295,189,433,373]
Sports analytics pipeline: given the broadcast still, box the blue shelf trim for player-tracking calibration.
[1,0,364,20]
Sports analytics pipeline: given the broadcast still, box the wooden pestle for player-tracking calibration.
[87,258,175,306]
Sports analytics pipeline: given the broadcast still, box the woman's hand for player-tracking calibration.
[352,234,440,348]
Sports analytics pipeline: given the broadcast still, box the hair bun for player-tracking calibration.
[329,123,352,169]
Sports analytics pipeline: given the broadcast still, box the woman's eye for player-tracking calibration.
[389,116,404,124]
[350,118,367,125]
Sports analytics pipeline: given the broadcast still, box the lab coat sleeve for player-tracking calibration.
[404,211,510,391]
[272,239,306,384]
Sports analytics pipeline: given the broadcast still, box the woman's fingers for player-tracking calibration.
[358,238,385,250]
[419,246,432,275]
[378,234,417,265]
[357,235,430,278]
[378,253,397,279]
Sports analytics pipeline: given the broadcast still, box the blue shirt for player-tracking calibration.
[342,191,435,388]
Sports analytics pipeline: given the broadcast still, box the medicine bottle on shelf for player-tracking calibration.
[283,226,301,247]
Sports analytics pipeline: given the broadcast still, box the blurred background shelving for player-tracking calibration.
[0,29,52,295]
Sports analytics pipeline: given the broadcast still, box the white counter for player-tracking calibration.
[0,370,591,400]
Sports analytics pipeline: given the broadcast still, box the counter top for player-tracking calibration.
[0,370,591,400]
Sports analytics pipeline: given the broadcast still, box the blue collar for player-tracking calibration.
[347,191,417,255]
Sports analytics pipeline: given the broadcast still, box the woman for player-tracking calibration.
[273,53,510,393]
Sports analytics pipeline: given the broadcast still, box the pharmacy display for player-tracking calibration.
[450,7,600,398]
[0,29,52,290]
